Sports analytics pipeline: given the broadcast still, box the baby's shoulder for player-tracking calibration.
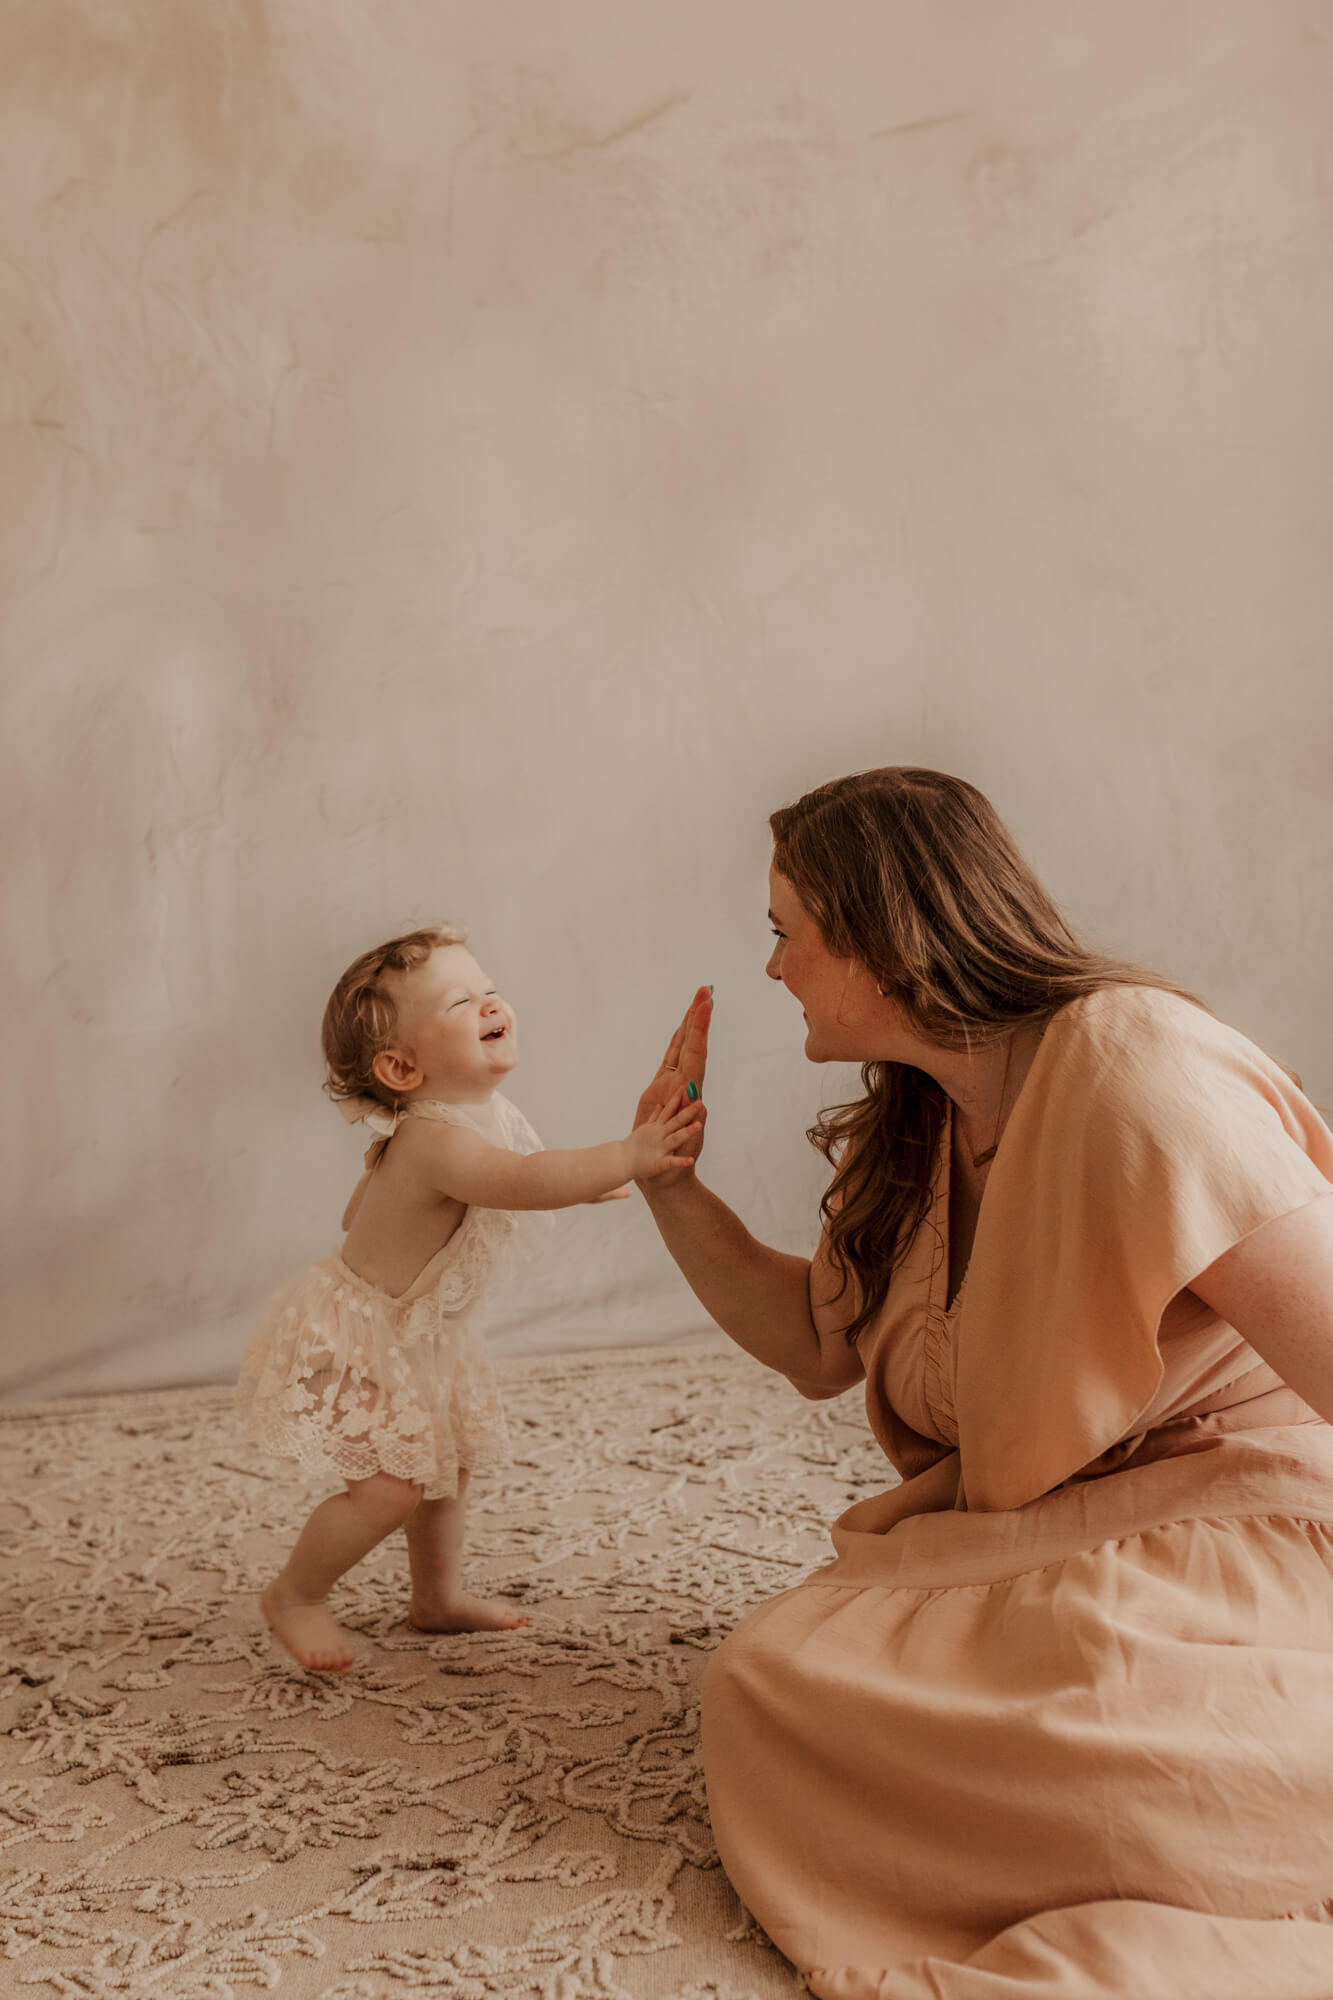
[394,1094,541,1159]
[389,1107,486,1182]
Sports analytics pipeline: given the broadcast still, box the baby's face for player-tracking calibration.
[392,944,518,1100]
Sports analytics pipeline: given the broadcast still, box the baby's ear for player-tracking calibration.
[372,1047,423,1094]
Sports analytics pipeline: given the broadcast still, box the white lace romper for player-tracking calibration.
[235,1095,553,1500]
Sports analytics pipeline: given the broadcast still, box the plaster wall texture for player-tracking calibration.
[3,1,1330,1399]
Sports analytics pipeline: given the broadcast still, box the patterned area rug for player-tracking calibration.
[0,1339,890,1998]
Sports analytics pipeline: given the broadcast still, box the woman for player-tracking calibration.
[633,768,1333,2000]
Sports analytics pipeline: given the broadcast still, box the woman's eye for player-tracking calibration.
[770,929,785,941]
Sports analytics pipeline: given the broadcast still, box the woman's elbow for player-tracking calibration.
[792,1376,846,1401]
[789,1356,861,1401]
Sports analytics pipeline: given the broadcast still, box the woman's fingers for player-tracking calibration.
[660,987,711,1081]
[677,988,712,1088]
[659,1001,694,1074]
[634,990,712,1137]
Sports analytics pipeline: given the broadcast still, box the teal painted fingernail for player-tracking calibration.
[686,1081,699,1101]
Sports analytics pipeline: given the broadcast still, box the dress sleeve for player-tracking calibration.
[493,1095,545,1156]
[955,987,1333,1511]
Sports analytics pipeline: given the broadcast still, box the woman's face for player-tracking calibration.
[767,864,873,1063]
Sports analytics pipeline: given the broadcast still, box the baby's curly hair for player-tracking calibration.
[322,923,467,1109]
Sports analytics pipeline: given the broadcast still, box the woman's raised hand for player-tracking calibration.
[633,986,712,1185]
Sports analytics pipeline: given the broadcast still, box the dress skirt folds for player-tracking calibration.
[700,988,1333,1998]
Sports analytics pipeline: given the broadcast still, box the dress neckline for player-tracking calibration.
[402,1096,507,1133]
[937,1010,1062,1315]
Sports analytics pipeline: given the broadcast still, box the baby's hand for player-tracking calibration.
[624,1091,703,1182]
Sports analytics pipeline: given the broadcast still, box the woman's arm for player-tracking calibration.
[638,1176,864,1398]
[632,989,863,1396]
[1188,1192,1333,1422]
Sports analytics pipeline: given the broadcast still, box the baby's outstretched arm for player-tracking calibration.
[397,1093,702,1210]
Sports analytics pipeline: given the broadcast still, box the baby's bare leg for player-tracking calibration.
[261,1472,422,1671]
[404,1468,529,1632]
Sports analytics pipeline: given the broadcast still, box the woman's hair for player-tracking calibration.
[770,768,1201,1344]
[322,923,467,1108]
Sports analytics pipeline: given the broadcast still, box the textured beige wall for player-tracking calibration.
[4,2,1330,1397]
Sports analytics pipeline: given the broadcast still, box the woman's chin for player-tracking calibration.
[804,1025,863,1066]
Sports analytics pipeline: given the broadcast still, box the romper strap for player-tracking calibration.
[335,1093,403,1174]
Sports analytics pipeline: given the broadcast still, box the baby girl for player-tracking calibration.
[235,923,700,1673]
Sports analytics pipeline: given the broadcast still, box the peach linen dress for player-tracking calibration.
[701,987,1333,2000]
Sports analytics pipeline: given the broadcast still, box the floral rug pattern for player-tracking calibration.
[0,1340,887,1998]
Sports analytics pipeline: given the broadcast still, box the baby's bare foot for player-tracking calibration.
[408,1593,530,1633]
[260,1581,358,1673]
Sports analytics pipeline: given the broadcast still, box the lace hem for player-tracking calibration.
[237,1398,510,1500]
[234,1263,511,1501]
